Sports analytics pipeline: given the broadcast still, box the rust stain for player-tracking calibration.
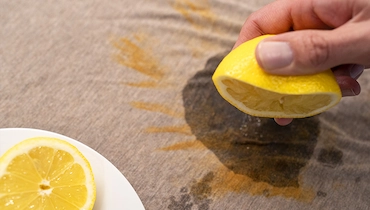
[123,81,168,88]
[112,34,168,88]
[162,140,316,202]
[209,166,315,202]
[160,140,205,151]
[160,137,231,151]
[130,101,184,118]
[146,125,193,136]
[163,139,316,202]
[171,0,215,29]
[161,53,321,203]
[169,0,227,58]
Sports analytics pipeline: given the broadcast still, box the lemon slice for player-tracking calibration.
[0,137,96,210]
[212,35,342,118]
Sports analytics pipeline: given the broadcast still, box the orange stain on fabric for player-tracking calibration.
[160,140,206,151]
[123,81,167,88]
[130,101,184,118]
[161,139,316,202]
[209,166,315,202]
[160,138,231,151]
[171,0,215,29]
[169,0,228,58]
[112,33,168,87]
[146,125,193,136]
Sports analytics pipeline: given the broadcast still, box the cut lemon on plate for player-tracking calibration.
[0,137,96,210]
[212,35,342,118]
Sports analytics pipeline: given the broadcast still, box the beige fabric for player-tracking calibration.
[1,0,370,209]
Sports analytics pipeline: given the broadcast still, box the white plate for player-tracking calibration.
[0,128,145,210]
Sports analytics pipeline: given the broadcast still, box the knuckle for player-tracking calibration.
[303,35,330,68]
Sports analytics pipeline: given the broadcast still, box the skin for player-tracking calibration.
[234,0,370,126]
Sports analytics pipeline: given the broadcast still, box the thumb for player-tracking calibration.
[255,29,366,75]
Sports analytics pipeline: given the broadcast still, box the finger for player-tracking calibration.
[336,75,361,97]
[349,65,364,79]
[233,1,293,49]
[255,25,370,75]
[274,118,293,126]
[234,0,353,49]
[333,64,364,79]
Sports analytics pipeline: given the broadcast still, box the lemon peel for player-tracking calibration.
[212,35,341,118]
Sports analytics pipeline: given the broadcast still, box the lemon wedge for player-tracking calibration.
[0,137,96,210]
[212,35,342,118]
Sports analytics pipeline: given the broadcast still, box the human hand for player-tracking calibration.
[234,0,370,126]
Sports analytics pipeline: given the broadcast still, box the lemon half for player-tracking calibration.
[212,35,341,118]
[0,137,96,210]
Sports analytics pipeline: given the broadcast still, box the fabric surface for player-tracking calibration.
[1,0,370,209]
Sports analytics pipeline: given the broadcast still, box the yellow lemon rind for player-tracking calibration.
[212,34,342,118]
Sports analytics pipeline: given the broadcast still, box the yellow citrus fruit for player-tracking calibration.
[0,137,96,210]
[212,35,342,118]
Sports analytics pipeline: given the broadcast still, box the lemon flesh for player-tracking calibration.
[0,137,96,210]
[212,35,341,118]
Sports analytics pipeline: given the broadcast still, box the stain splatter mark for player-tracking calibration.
[123,81,166,88]
[208,166,314,201]
[112,33,168,88]
[146,125,193,136]
[165,52,320,201]
[316,191,327,197]
[160,140,208,151]
[317,147,343,167]
[168,187,193,210]
[355,177,361,183]
[190,172,214,203]
[130,101,184,118]
[171,0,215,29]
[113,37,164,79]
[168,175,213,210]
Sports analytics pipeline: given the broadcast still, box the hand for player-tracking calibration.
[234,0,370,126]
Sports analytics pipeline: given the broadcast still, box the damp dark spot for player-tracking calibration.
[168,177,213,210]
[182,52,320,191]
[316,191,327,197]
[168,190,193,210]
[190,172,214,202]
[318,147,343,167]
[355,177,361,183]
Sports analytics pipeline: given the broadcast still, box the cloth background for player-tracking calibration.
[1,0,370,209]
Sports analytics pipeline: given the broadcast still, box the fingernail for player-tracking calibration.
[342,88,357,97]
[256,41,293,71]
[350,64,364,79]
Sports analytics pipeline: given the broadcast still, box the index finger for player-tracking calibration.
[233,0,347,49]
[233,1,292,49]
